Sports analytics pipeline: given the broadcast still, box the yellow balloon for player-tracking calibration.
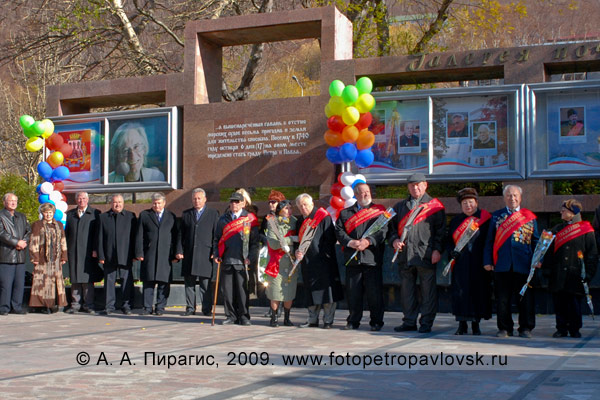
[341,106,360,126]
[25,137,44,152]
[40,119,54,139]
[355,94,375,114]
[328,96,346,116]
[325,103,334,118]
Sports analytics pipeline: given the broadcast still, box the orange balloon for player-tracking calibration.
[356,129,375,150]
[59,143,73,158]
[47,151,64,168]
[341,125,359,143]
[324,130,344,147]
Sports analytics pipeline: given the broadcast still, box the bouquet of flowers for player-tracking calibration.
[257,245,269,287]
[578,250,595,319]
[442,219,480,277]
[266,215,294,264]
[241,220,251,263]
[391,205,424,263]
[519,230,554,297]
[288,224,318,281]
[345,207,396,266]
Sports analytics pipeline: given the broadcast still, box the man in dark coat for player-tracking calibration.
[175,188,219,316]
[484,184,539,338]
[98,194,137,315]
[295,193,343,329]
[0,193,31,315]
[335,183,387,331]
[213,191,259,325]
[135,192,178,316]
[65,191,101,314]
[388,173,446,333]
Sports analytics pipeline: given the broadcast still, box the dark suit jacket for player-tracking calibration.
[135,208,178,283]
[0,209,31,264]
[98,209,137,267]
[177,206,219,278]
[213,209,259,269]
[65,206,102,283]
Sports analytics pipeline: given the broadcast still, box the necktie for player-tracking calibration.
[196,209,203,221]
[156,212,161,223]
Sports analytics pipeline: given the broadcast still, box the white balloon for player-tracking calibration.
[354,174,366,183]
[344,198,357,208]
[326,206,338,222]
[49,191,62,203]
[340,186,354,200]
[40,182,53,194]
[56,200,68,213]
[339,172,356,187]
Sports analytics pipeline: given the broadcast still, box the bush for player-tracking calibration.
[0,173,40,222]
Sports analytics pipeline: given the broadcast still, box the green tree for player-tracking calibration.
[0,173,40,223]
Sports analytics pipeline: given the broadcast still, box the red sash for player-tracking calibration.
[397,198,445,233]
[265,227,296,278]
[492,209,536,265]
[344,204,386,234]
[217,213,258,258]
[554,221,594,252]
[452,209,491,245]
[298,207,328,242]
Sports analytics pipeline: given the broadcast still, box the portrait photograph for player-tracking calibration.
[397,119,421,154]
[471,121,498,157]
[558,106,586,145]
[107,116,169,183]
[447,112,469,138]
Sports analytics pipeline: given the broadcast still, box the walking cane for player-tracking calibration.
[211,259,222,326]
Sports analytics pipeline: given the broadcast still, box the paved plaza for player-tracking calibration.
[1,307,599,399]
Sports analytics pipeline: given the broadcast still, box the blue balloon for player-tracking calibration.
[355,149,375,168]
[340,142,357,162]
[54,209,63,221]
[37,162,53,181]
[326,147,342,164]
[51,166,70,181]
[351,178,366,189]
[38,194,50,204]
[36,184,43,194]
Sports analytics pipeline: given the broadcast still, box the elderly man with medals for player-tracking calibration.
[335,183,388,331]
[543,200,597,338]
[389,173,446,334]
[213,191,259,326]
[294,193,344,329]
[484,185,540,338]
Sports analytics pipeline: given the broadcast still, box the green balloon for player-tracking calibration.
[31,121,45,137]
[341,85,359,106]
[23,126,38,139]
[329,80,345,97]
[356,77,373,95]
[19,115,35,130]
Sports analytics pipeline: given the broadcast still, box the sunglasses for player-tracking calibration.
[230,200,240,204]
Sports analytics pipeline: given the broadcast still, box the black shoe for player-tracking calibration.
[0,311,8,316]
[155,310,164,316]
[269,308,279,328]
[418,326,432,333]
[11,309,27,315]
[322,323,333,329]
[141,309,152,316]
[122,308,132,315]
[552,331,568,338]
[65,308,76,314]
[394,324,417,332]
[222,318,236,325]
[570,331,582,338]
[343,323,359,330]
[299,322,319,328]
[370,324,383,332]
[472,322,481,336]
[183,309,195,316]
[80,308,95,315]
[99,310,112,315]
[240,318,251,326]
[455,321,468,335]
[202,309,212,316]
[519,330,532,338]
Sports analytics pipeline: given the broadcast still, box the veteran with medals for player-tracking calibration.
[389,173,446,334]
[543,200,597,338]
[484,185,540,338]
[335,183,387,331]
[446,188,492,335]
[213,191,259,326]
[295,194,344,329]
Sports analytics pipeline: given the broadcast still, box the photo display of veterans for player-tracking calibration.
[389,173,446,333]
[176,188,219,317]
[29,203,68,314]
[213,191,259,325]
[445,188,492,335]
[543,200,597,338]
[484,185,540,338]
[295,193,343,329]
[135,192,178,315]
[97,194,137,315]
[0,193,31,315]
[65,191,101,314]
[108,122,166,182]
[335,183,387,331]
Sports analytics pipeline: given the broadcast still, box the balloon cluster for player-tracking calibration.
[19,115,71,224]
[324,77,376,168]
[326,172,366,220]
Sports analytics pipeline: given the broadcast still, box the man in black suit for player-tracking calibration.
[65,191,101,314]
[176,188,219,316]
[135,192,178,316]
[213,191,259,325]
[98,194,137,315]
